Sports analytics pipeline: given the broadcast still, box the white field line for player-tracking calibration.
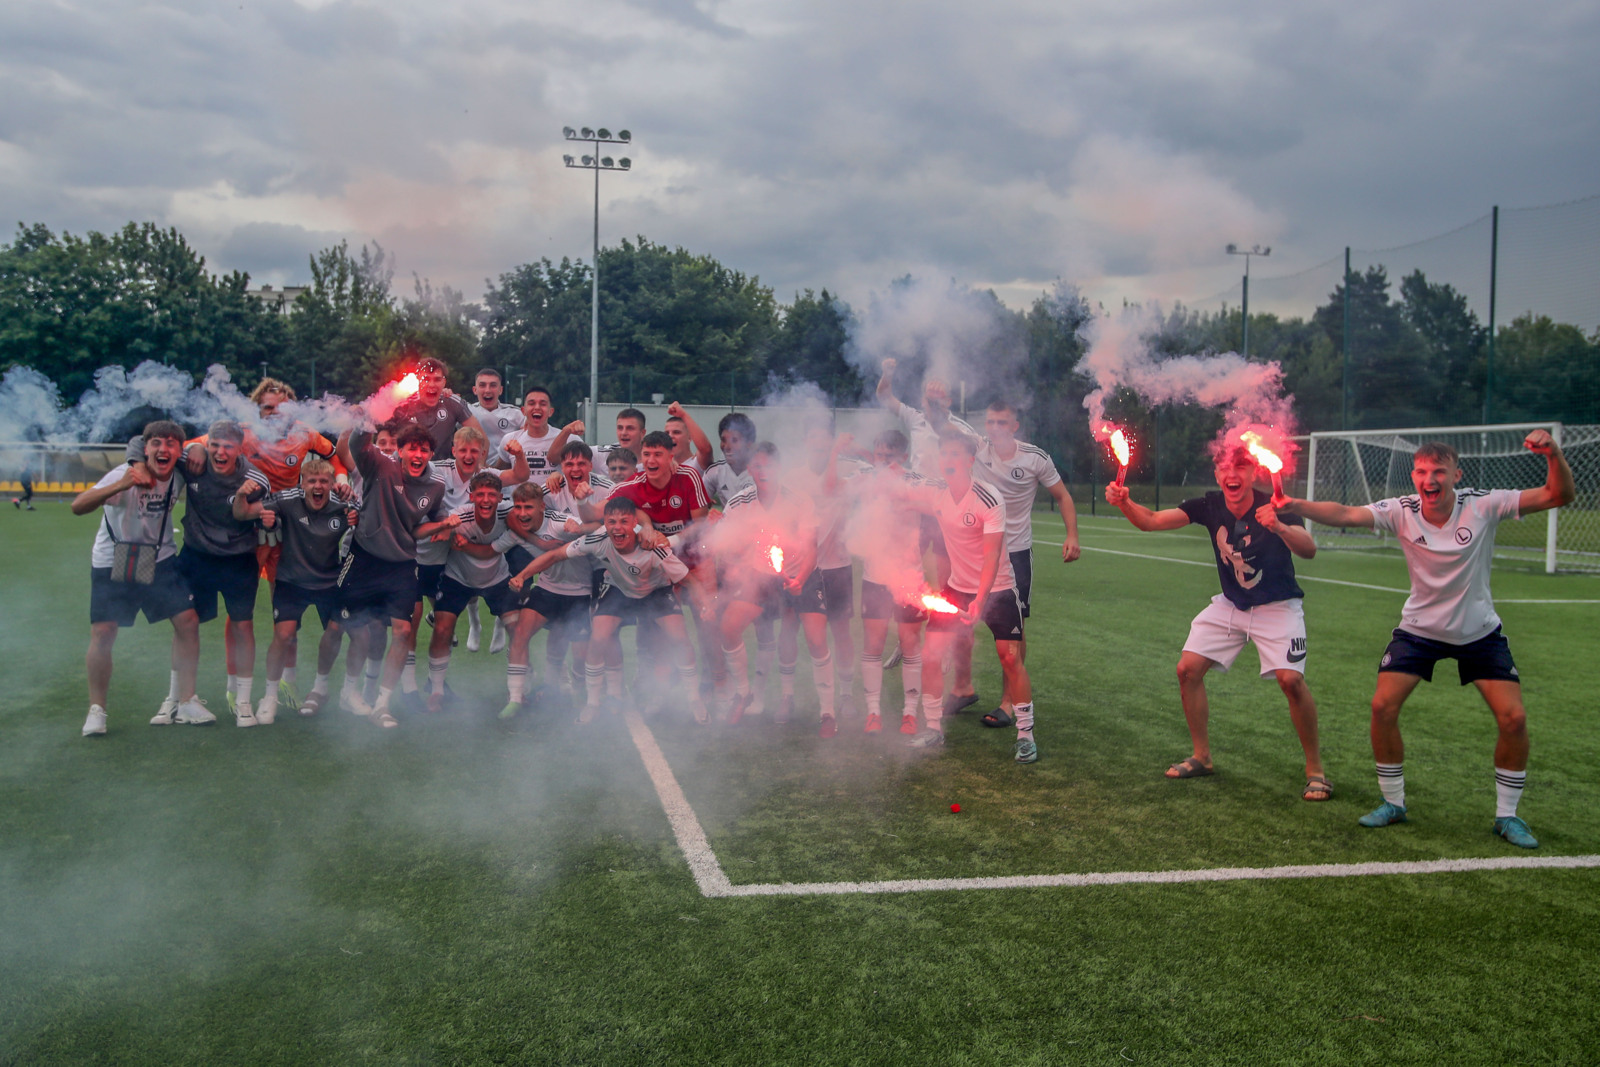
[1036,539,1600,603]
[623,711,1600,899]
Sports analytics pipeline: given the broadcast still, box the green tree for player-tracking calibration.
[1399,270,1484,422]
[1490,314,1600,424]
[1312,266,1436,429]
[767,289,859,403]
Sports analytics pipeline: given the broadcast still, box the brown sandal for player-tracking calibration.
[1303,775,1332,802]
[1166,756,1214,779]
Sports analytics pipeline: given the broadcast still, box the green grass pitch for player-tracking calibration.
[3,500,1599,1064]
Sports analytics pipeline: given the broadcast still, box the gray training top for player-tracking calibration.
[266,488,351,589]
[350,431,447,562]
[127,435,269,557]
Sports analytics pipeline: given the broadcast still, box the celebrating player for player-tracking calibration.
[467,368,525,462]
[665,402,714,473]
[510,496,707,724]
[1276,432,1575,845]
[73,421,208,735]
[391,356,486,456]
[499,483,587,716]
[237,456,351,721]
[1106,442,1328,799]
[700,413,757,507]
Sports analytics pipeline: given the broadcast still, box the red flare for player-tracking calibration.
[394,372,420,399]
[921,593,960,615]
[768,545,784,574]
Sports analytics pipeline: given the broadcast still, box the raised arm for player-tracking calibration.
[668,403,715,470]
[507,543,574,590]
[499,437,530,486]
[1274,497,1376,529]
[1255,502,1317,560]
[875,358,904,415]
[72,466,146,516]
[1104,483,1190,531]
[1517,429,1576,516]
[547,421,584,466]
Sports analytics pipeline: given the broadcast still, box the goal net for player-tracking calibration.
[1305,423,1600,574]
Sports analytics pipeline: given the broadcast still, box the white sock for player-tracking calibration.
[569,664,585,695]
[167,670,181,702]
[282,667,296,690]
[364,656,382,700]
[233,675,252,705]
[428,655,450,695]
[1494,767,1526,819]
[900,655,922,714]
[811,653,835,718]
[507,664,528,702]
[780,659,797,697]
[1014,700,1035,741]
[546,647,566,689]
[920,691,942,732]
[679,659,703,707]
[756,638,776,686]
[724,641,750,697]
[376,686,393,712]
[1377,762,1406,808]
[860,653,883,716]
[312,672,330,695]
[585,663,604,707]
[605,665,624,698]
[401,652,418,693]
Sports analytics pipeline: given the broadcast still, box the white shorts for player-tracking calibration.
[1182,594,1307,676]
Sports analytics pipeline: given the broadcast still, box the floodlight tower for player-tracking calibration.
[1226,243,1271,360]
[563,126,633,433]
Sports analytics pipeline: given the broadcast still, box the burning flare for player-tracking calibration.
[395,372,420,399]
[768,545,784,574]
[1238,426,1287,497]
[1099,423,1131,486]
[920,593,960,615]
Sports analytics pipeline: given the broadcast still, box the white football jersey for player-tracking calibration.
[1366,488,1521,644]
[933,478,1013,595]
[443,501,515,588]
[566,532,688,597]
[702,460,754,508]
[468,402,525,460]
[900,407,980,479]
[416,460,497,565]
[973,440,1062,552]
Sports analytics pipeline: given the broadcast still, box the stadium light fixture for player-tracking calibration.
[1226,243,1271,360]
[563,123,637,431]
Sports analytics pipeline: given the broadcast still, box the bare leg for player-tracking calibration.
[170,610,199,700]
[1172,651,1215,773]
[1370,671,1423,765]
[1275,670,1324,778]
[1475,679,1529,772]
[266,620,298,682]
[87,622,118,708]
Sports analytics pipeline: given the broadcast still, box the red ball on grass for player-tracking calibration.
[950,803,961,813]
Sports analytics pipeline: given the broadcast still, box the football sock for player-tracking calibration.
[375,686,393,712]
[1014,701,1035,741]
[569,664,585,694]
[428,655,450,696]
[545,646,565,687]
[679,659,702,706]
[755,637,776,686]
[236,675,253,706]
[900,655,922,714]
[780,659,797,697]
[811,652,835,718]
[363,656,382,700]
[507,664,527,702]
[605,665,624,698]
[860,653,883,717]
[167,670,182,702]
[312,672,330,695]
[1494,767,1526,819]
[920,691,943,732]
[1376,762,1406,808]
[401,652,418,693]
[282,667,297,690]
[724,641,750,696]
[585,663,604,707]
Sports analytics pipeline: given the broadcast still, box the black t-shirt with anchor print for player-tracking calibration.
[1179,489,1306,609]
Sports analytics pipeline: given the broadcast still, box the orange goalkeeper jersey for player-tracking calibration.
[246,423,343,491]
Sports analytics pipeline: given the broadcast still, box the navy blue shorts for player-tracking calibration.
[434,575,521,618]
[859,579,928,624]
[89,559,195,627]
[820,565,854,621]
[593,584,680,623]
[925,585,1025,642]
[338,546,418,626]
[1379,626,1519,685]
[415,563,446,606]
[178,546,259,624]
[524,585,593,642]
[1009,548,1034,618]
[273,581,340,630]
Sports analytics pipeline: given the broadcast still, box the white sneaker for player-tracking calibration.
[340,688,375,717]
[173,697,215,725]
[234,699,258,728]
[82,705,108,736]
[489,617,507,654]
[466,611,483,652]
[255,693,278,725]
[150,697,179,725]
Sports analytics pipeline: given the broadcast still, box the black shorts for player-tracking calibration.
[272,581,340,630]
[1009,548,1034,617]
[731,572,784,616]
[1379,626,1520,686]
[338,546,418,626]
[593,584,681,623]
[89,559,195,627]
[820,565,854,621]
[524,585,593,642]
[785,569,828,616]
[506,545,536,598]
[926,585,1025,642]
[434,575,522,618]
[860,579,928,624]
[415,563,446,606]
[177,546,259,624]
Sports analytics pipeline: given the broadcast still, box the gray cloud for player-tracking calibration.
[1,0,1595,323]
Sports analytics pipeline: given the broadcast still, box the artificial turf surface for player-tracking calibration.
[3,501,1598,1065]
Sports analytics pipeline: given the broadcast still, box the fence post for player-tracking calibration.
[1546,422,1562,573]
[1153,407,1161,511]
[1341,247,1351,431]
[1484,205,1499,423]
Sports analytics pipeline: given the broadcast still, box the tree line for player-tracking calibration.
[2,221,1595,486]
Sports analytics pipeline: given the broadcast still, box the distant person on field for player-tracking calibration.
[12,454,37,510]
[1276,432,1574,846]
[72,421,209,736]
[1106,441,1328,800]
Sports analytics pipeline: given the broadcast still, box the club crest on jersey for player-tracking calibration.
[668,495,684,509]
[628,564,641,575]
[1455,527,1472,545]
[286,454,298,467]
[1011,468,1026,480]
[963,512,976,526]
[419,496,430,508]
[329,517,342,531]
[436,408,447,421]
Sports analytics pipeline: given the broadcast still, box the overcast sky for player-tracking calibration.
[3,0,1597,319]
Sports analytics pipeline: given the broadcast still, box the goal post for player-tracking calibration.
[1304,422,1600,574]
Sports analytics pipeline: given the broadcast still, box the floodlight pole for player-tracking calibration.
[1225,244,1271,360]
[563,126,634,433]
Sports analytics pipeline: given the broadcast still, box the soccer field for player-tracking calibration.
[3,502,1599,1065]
